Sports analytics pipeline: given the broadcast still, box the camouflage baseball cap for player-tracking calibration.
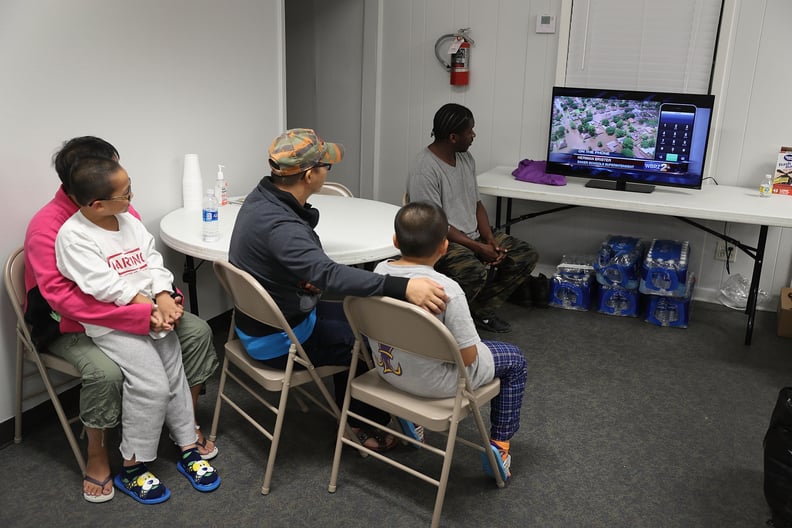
[268,128,344,177]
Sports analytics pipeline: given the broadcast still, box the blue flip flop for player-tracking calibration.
[113,469,170,505]
[481,444,511,482]
[177,450,221,492]
[397,418,425,449]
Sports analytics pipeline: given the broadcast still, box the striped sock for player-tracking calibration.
[491,439,510,459]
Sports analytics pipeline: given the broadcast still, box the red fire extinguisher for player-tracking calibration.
[434,28,474,86]
[450,38,471,86]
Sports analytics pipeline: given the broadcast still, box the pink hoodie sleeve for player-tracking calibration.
[24,195,152,335]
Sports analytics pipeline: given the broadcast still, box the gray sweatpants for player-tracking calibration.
[92,330,198,462]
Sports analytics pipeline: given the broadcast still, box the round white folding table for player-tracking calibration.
[159,194,401,314]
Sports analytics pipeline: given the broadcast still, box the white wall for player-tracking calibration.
[0,0,285,423]
[285,0,366,195]
[372,0,792,310]
[3,0,790,426]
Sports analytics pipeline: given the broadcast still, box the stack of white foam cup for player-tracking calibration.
[182,153,203,211]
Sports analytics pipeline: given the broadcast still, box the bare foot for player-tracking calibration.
[84,429,113,499]
[83,474,113,500]
[195,426,218,459]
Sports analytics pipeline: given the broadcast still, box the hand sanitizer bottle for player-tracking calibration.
[202,189,220,242]
[760,173,773,197]
[215,164,228,206]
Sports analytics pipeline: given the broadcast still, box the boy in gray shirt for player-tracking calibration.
[371,201,528,480]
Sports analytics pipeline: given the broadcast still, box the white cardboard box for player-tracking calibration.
[773,146,792,195]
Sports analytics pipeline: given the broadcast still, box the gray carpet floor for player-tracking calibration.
[1,300,790,527]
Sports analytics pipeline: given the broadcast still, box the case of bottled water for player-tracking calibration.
[643,274,696,328]
[596,283,640,317]
[639,239,690,297]
[594,235,645,289]
[549,255,596,311]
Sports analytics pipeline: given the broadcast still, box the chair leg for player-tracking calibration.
[293,391,310,413]
[14,338,23,444]
[327,390,354,493]
[261,349,308,496]
[470,399,506,489]
[31,353,86,475]
[431,413,462,528]
[261,383,292,495]
[209,356,230,443]
[329,346,364,493]
[306,368,342,419]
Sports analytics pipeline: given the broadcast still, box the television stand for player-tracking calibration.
[585,179,655,194]
[479,165,792,345]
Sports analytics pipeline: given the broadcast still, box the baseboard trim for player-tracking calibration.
[0,385,81,449]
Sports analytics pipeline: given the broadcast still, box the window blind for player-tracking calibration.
[564,0,723,94]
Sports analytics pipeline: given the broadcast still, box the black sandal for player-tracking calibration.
[353,427,398,452]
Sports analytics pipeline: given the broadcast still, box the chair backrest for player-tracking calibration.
[4,247,26,318]
[343,296,464,369]
[318,182,354,197]
[4,247,35,348]
[213,260,299,342]
[5,246,81,378]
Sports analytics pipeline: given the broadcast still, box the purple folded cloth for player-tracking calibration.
[512,159,566,186]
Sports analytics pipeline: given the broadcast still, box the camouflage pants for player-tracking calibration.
[435,231,538,320]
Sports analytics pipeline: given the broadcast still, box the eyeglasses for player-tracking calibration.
[314,163,332,172]
[89,178,133,206]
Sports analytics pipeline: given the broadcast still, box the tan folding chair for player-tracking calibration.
[209,259,349,495]
[4,247,86,474]
[317,181,354,197]
[328,295,506,528]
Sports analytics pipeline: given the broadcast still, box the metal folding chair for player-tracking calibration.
[329,295,506,528]
[4,247,86,474]
[209,259,348,494]
[317,181,354,197]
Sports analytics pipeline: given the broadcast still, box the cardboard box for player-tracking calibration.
[777,288,792,338]
[773,146,792,195]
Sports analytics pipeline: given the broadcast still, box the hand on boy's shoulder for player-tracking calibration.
[405,276,448,314]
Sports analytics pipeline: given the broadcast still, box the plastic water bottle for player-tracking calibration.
[760,173,773,197]
[653,298,679,326]
[557,285,578,307]
[605,290,630,314]
[202,189,219,242]
[653,298,670,325]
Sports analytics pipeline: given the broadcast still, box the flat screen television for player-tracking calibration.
[545,86,715,193]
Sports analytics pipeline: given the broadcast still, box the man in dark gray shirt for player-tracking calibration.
[229,128,447,451]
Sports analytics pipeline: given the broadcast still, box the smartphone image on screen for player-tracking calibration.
[655,103,697,162]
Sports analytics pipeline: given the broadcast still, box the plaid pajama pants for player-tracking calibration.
[483,340,527,441]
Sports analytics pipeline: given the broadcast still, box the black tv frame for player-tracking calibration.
[545,86,715,193]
